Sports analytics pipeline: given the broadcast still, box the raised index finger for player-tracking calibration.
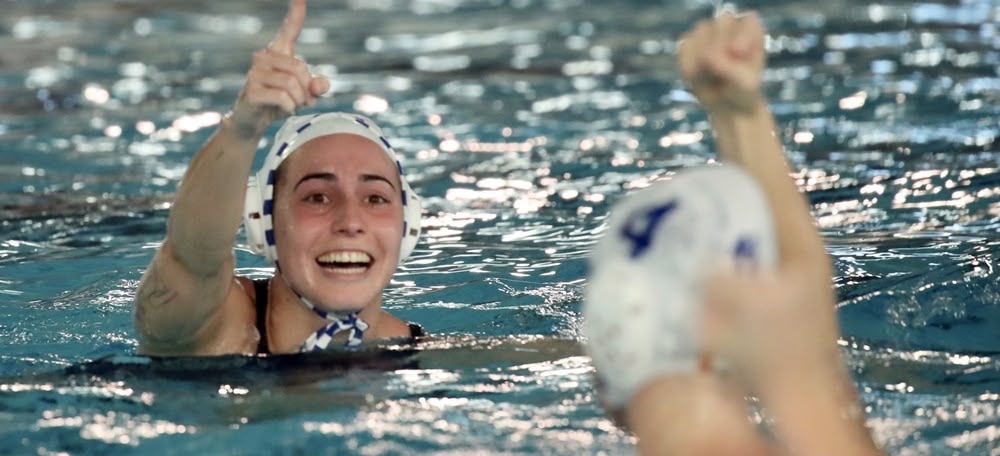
[269,0,307,55]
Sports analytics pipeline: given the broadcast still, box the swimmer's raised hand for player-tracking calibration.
[230,0,331,137]
[679,11,766,115]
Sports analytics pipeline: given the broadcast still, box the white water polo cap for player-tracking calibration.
[582,165,778,410]
[243,112,422,267]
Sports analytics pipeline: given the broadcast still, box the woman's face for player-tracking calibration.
[271,133,404,313]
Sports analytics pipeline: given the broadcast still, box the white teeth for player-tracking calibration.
[328,266,367,274]
[317,251,372,264]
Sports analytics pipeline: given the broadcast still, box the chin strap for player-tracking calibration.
[276,272,370,351]
[298,298,370,351]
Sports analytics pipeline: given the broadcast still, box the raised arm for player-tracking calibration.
[702,270,883,456]
[683,12,882,456]
[134,0,329,355]
[586,11,881,456]
[678,12,830,290]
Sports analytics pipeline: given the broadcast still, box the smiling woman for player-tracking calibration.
[241,113,425,353]
[133,0,427,356]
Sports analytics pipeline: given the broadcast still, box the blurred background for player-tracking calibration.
[1,0,999,454]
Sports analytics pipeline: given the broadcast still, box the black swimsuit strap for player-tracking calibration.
[252,276,426,354]
[408,322,427,339]
[253,278,270,354]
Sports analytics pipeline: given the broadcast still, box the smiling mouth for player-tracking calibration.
[316,251,373,274]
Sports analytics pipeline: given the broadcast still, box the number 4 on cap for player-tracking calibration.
[620,200,678,259]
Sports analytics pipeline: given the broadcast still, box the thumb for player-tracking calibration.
[309,76,331,97]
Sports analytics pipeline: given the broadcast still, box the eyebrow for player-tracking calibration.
[293,172,397,191]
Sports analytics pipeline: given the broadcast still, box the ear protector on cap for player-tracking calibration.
[242,112,422,266]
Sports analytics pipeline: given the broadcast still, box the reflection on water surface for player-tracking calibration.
[1,0,999,454]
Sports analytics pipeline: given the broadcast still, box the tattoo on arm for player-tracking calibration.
[134,260,186,349]
[136,262,178,316]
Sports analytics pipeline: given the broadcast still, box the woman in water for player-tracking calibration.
[583,10,883,456]
[133,0,424,356]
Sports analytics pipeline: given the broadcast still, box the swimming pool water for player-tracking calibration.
[1,0,999,454]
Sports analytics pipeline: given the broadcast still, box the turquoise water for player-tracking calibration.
[2,0,999,453]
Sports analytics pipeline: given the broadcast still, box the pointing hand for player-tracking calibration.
[229,0,331,136]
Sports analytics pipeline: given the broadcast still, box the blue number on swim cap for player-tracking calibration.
[620,200,677,259]
[734,237,756,261]
[732,236,759,272]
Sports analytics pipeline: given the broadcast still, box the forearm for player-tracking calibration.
[626,375,775,456]
[759,356,882,456]
[166,118,262,275]
[709,104,830,283]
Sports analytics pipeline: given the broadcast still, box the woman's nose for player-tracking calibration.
[332,198,365,235]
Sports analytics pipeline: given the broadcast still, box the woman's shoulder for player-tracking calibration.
[376,310,427,341]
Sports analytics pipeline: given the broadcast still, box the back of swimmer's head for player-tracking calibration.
[241,112,423,266]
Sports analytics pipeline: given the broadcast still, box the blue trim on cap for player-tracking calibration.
[396,161,403,175]
[262,199,274,215]
[354,118,369,128]
[403,221,408,236]
[401,190,407,205]
[296,122,312,133]
[380,136,392,149]
[276,143,289,157]
[265,229,275,246]
[266,170,276,186]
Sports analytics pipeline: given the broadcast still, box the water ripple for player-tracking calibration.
[2,0,999,453]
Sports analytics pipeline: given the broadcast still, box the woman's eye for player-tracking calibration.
[304,194,329,204]
[367,195,389,204]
